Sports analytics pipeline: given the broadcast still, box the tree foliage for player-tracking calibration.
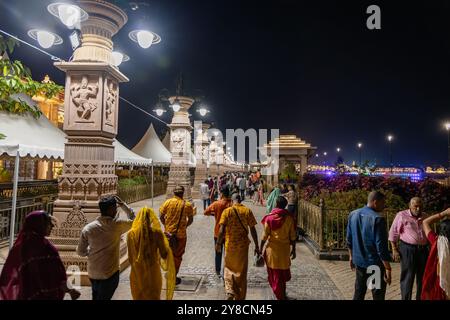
[0,35,63,118]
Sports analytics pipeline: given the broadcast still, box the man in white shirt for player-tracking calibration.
[200,180,211,210]
[77,195,135,300]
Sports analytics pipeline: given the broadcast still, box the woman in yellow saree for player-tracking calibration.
[127,207,176,300]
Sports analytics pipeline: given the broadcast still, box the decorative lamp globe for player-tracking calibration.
[48,3,88,29]
[129,30,161,49]
[171,99,181,112]
[27,29,63,49]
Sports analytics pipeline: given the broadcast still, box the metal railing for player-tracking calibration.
[0,180,167,244]
[0,197,55,243]
[0,180,58,200]
[117,181,167,204]
[298,199,398,251]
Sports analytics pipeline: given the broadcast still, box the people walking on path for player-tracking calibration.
[266,184,281,213]
[204,186,232,276]
[254,180,265,206]
[0,211,80,300]
[77,195,135,300]
[216,193,260,300]
[346,191,392,300]
[388,197,429,300]
[260,196,297,300]
[421,208,450,300]
[127,207,176,300]
[159,186,194,285]
[283,185,298,225]
[238,175,247,201]
[200,180,211,210]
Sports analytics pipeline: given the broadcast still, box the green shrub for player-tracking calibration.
[309,189,407,212]
[118,175,147,188]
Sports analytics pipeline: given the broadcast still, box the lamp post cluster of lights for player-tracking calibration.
[26,2,161,67]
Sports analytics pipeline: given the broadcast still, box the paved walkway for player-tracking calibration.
[66,196,344,300]
[0,195,413,300]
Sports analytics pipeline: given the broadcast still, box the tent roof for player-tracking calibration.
[113,140,152,166]
[0,96,151,166]
[132,123,172,165]
[0,95,65,160]
[162,131,170,150]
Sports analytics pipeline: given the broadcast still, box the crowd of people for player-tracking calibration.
[0,173,449,301]
[347,191,450,300]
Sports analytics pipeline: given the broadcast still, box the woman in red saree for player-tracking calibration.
[260,196,297,300]
[0,211,79,300]
[421,208,450,300]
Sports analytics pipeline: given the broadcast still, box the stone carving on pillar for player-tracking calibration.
[48,0,129,286]
[105,80,117,126]
[171,129,186,154]
[71,75,99,121]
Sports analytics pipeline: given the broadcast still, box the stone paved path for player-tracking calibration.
[0,195,411,300]
[66,195,344,300]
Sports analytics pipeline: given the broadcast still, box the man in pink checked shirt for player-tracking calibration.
[389,197,429,300]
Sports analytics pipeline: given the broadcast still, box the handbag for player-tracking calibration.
[165,201,185,248]
[232,208,265,267]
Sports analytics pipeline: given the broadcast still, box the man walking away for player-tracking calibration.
[159,186,194,285]
[216,193,260,300]
[239,175,247,201]
[77,195,135,300]
[204,186,232,276]
[200,180,211,210]
[347,191,392,300]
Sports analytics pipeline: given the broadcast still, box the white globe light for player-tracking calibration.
[172,101,181,112]
[156,109,164,116]
[58,4,81,28]
[136,31,154,49]
[37,31,56,49]
[199,108,208,117]
[111,52,124,67]
[445,123,450,130]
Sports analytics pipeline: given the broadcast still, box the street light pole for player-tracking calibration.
[446,123,450,169]
[387,135,393,173]
[357,143,363,167]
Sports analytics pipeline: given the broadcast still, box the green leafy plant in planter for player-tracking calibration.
[279,163,299,182]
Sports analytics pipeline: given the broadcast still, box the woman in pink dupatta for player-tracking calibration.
[0,211,79,300]
[260,196,297,300]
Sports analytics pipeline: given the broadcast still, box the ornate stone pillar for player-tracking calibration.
[165,96,195,203]
[49,0,128,285]
[208,139,218,177]
[192,123,210,199]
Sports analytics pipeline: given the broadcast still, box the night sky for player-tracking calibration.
[1,0,450,167]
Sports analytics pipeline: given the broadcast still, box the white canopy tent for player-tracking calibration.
[132,123,172,166]
[0,111,152,167]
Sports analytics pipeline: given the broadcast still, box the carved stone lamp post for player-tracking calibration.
[50,0,129,285]
[192,122,211,198]
[165,95,196,203]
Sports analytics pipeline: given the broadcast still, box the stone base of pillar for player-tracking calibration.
[191,164,208,199]
[166,164,193,203]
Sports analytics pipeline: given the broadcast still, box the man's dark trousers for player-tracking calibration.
[90,271,120,300]
[399,240,429,300]
[353,265,387,300]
